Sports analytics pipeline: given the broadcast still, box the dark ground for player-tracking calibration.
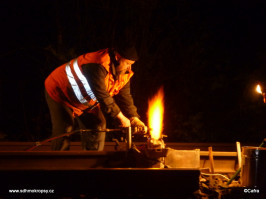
[1,0,266,144]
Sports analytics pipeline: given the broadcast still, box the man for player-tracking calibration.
[45,46,145,151]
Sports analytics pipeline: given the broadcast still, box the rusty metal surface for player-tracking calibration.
[0,141,121,151]
[0,142,241,172]
[0,141,255,151]
[0,151,128,170]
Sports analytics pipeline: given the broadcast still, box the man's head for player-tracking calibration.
[114,53,135,74]
[114,46,138,76]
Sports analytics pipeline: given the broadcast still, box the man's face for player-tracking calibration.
[116,57,135,75]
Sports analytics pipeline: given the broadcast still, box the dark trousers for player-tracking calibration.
[45,90,106,151]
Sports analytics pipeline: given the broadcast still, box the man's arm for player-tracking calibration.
[82,63,138,127]
[82,63,121,118]
[114,81,139,118]
[115,81,147,129]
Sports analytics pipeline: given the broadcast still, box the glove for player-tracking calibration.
[130,117,145,127]
[130,117,147,134]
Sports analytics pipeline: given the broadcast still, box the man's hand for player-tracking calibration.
[130,117,145,128]
[116,112,131,127]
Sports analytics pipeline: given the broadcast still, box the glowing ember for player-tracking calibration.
[256,84,262,94]
[147,87,164,140]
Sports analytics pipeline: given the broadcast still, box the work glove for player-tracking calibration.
[130,117,147,134]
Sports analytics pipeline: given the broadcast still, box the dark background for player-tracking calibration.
[1,0,266,143]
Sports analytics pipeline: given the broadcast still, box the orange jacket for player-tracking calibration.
[45,48,134,116]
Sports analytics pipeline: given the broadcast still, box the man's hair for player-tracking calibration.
[115,45,138,61]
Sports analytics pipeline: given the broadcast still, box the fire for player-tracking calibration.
[256,84,262,94]
[147,87,164,140]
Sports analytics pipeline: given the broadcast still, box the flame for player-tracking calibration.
[147,87,164,140]
[256,84,262,94]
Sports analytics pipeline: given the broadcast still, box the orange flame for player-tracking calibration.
[147,87,164,140]
[256,84,262,94]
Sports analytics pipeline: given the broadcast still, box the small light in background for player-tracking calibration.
[256,84,262,94]
[256,84,265,103]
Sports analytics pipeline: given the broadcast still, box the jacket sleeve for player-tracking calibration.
[81,63,121,118]
[114,81,140,118]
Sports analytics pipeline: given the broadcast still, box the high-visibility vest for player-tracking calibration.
[45,48,134,116]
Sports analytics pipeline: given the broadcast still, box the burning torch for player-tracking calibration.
[256,84,265,103]
[144,87,168,161]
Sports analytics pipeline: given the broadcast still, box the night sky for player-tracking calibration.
[1,0,266,144]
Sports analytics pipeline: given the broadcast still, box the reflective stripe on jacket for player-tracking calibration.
[45,48,133,116]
